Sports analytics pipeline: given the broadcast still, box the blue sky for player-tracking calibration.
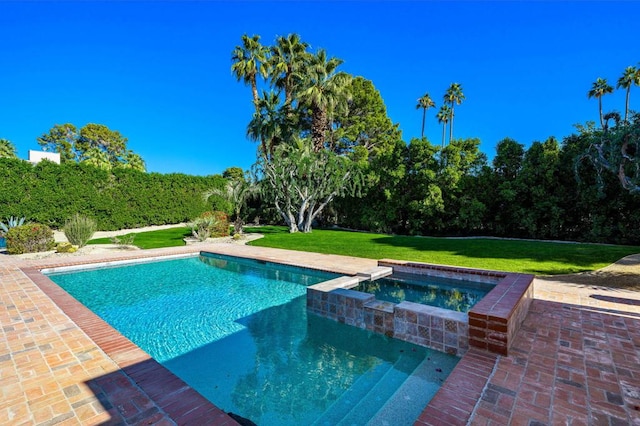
[1,1,638,176]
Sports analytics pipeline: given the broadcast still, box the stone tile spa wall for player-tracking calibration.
[306,277,471,356]
[308,260,534,357]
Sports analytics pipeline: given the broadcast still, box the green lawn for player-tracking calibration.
[88,227,192,249]
[244,226,640,275]
[87,225,640,275]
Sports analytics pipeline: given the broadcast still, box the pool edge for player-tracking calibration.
[20,250,241,426]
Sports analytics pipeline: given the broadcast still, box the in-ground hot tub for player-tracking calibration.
[307,259,534,357]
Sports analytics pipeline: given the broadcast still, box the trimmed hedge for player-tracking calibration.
[0,158,228,231]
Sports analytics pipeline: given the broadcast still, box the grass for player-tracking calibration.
[87,225,640,275]
[88,227,192,250]
[244,226,640,275]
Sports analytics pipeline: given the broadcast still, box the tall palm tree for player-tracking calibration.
[436,105,452,148]
[416,93,436,138]
[298,50,352,152]
[588,77,614,128]
[247,91,286,159]
[231,34,269,110]
[617,66,640,122]
[444,83,465,142]
[0,139,17,158]
[268,33,310,107]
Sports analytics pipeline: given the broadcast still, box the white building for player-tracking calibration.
[28,150,61,165]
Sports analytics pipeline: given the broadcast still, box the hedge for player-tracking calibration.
[0,158,228,231]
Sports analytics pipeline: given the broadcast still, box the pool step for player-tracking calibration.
[367,357,443,425]
[311,362,394,426]
[356,266,393,281]
[334,354,423,425]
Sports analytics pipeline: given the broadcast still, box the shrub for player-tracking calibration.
[111,233,135,247]
[64,214,97,247]
[56,242,77,253]
[6,224,55,254]
[190,217,216,242]
[201,211,230,237]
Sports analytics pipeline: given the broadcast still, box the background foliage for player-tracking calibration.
[0,158,227,230]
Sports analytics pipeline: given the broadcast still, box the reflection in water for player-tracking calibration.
[50,254,456,425]
[356,274,493,312]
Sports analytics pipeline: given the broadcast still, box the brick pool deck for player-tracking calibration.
[1,244,639,425]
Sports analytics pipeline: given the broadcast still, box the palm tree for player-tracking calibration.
[204,176,258,235]
[436,105,452,148]
[416,93,436,138]
[231,34,269,110]
[268,33,310,107]
[298,50,352,152]
[444,83,465,143]
[0,139,17,158]
[247,91,286,159]
[617,66,640,122]
[588,77,614,128]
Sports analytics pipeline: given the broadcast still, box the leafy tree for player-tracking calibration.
[0,138,17,158]
[588,77,614,128]
[332,77,405,232]
[257,139,361,233]
[416,93,436,138]
[436,105,452,147]
[332,76,402,156]
[577,112,640,194]
[437,138,487,234]
[489,138,525,236]
[398,138,443,234]
[617,65,640,122]
[222,166,245,180]
[493,137,525,180]
[444,83,465,143]
[36,123,145,171]
[37,123,78,162]
[516,137,564,238]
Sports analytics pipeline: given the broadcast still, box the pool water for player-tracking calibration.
[356,273,494,312]
[47,253,458,425]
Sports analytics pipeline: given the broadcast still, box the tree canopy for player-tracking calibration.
[37,123,146,171]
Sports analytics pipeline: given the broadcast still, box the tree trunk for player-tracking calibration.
[441,122,446,148]
[625,88,631,123]
[421,109,426,138]
[250,78,260,112]
[599,98,604,128]
[449,106,454,144]
[233,217,244,235]
[312,105,328,152]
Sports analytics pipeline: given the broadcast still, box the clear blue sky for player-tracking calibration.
[1,1,638,176]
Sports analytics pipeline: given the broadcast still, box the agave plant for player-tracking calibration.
[0,216,26,235]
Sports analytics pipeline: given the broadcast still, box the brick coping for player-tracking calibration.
[19,255,240,425]
[15,247,503,425]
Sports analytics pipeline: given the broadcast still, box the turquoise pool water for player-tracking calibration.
[356,273,494,312]
[47,253,458,425]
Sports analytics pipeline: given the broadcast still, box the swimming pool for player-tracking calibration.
[46,252,458,425]
[355,272,494,312]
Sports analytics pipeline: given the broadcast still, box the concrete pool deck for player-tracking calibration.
[1,244,639,425]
